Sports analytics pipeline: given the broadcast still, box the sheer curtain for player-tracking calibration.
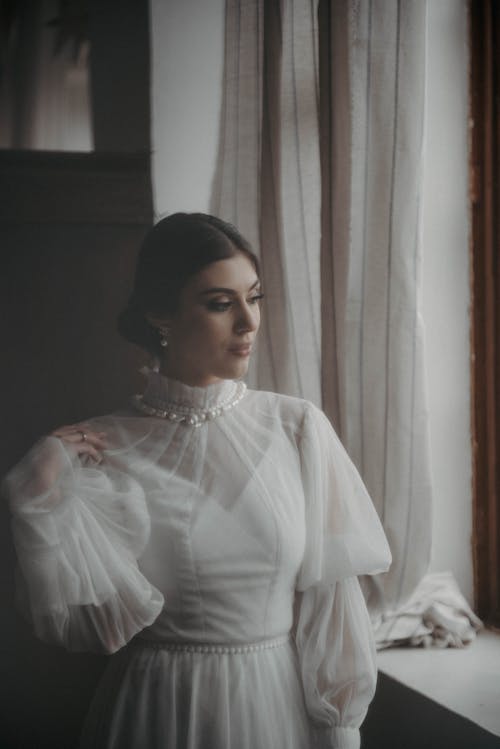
[211,0,480,646]
[211,0,322,405]
[319,0,432,624]
[0,0,92,151]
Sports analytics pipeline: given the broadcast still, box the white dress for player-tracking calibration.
[4,372,391,749]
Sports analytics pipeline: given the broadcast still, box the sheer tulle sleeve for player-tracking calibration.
[3,435,164,654]
[294,403,391,749]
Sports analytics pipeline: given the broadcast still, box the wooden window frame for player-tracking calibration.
[469,0,500,628]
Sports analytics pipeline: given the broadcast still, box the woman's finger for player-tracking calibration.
[50,424,108,462]
[58,432,107,449]
[65,440,104,464]
[51,422,92,436]
[52,427,107,445]
[79,444,104,464]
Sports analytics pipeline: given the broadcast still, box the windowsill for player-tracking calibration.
[377,628,500,737]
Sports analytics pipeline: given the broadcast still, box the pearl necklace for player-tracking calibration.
[131,380,247,427]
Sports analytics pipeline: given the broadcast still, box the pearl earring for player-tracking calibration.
[158,328,170,348]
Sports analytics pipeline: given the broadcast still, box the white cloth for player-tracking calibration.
[374,571,483,650]
[4,373,391,749]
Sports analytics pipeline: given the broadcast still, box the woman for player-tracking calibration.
[5,213,391,749]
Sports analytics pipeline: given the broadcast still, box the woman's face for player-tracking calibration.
[154,252,262,386]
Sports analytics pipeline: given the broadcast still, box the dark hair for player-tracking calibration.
[118,212,260,357]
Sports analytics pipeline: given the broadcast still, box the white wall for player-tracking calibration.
[149,0,225,217]
[421,0,472,602]
[149,0,474,603]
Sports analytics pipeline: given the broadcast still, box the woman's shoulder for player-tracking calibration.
[243,386,321,433]
[79,407,164,455]
[86,407,139,427]
[244,385,309,408]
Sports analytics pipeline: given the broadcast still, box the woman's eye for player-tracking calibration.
[206,293,264,312]
[249,293,264,305]
[207,300,232,312]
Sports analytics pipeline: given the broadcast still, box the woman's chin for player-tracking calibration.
[221,357,251,380]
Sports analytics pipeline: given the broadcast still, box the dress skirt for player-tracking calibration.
[79,635,313,749]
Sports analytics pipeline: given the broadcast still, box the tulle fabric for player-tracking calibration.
[4,374,391,749]
[79,638,312,749]
[297,404,391,590]
[295,579,378,749]
[5,436,164,652]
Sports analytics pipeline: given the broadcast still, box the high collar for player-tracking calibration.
[141,368,240,410]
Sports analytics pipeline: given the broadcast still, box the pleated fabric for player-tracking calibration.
[211,0,322,405]
[318,0,432,621]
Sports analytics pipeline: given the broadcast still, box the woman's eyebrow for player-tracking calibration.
[199,280,261,296]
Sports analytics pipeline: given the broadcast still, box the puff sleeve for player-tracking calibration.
[3,435,164,654]
[294,403,391,749]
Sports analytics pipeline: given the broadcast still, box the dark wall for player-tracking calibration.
[0,150,153,749]
[0,3,153,746]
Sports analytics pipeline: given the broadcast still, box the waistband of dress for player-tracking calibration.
[133,633,291,654]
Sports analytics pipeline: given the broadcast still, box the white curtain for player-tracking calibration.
[320,0,433,624]
[211,0,480,646]
[211,0,322,405]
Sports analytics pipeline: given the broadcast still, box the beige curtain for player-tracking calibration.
[211,0,322,405]
[212,0,439,638]
[318,0,433,625]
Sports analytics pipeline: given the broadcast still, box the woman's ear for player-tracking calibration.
[146,315,172,350]
[146,314,171,330]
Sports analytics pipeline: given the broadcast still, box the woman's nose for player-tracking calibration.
[235,302,259,333]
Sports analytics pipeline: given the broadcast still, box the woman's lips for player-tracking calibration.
[228,344,252,357]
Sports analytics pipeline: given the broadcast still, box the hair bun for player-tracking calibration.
[117,296,159,356]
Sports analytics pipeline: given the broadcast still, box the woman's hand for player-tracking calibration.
[51,424,108,464]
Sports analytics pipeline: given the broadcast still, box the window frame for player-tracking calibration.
[469,0,500,628]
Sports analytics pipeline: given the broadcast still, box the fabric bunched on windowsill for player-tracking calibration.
[373,571,483,649]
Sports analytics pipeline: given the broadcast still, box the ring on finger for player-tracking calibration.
[78,430,88,442]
